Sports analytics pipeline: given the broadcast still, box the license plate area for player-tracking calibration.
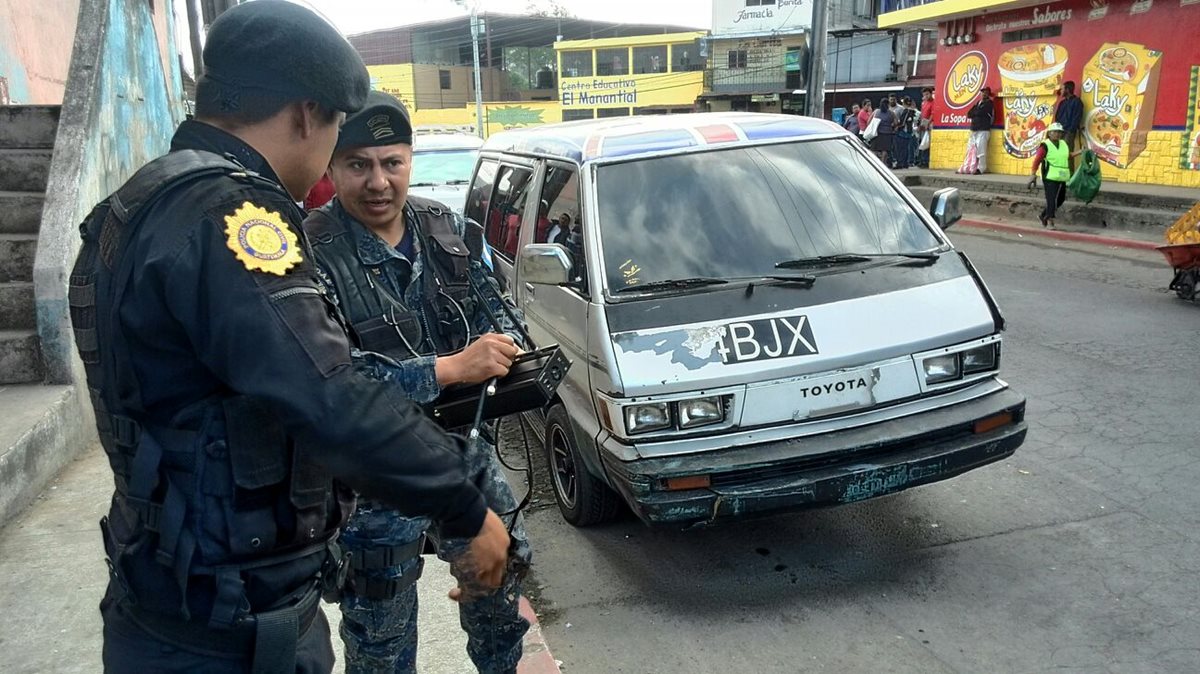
[739,358,922,426]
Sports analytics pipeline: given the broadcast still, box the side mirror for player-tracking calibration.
[929,187,962,229]
[518,244,573,286]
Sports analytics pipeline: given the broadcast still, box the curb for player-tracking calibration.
[958,218,1161,252]
[517,597,562,674]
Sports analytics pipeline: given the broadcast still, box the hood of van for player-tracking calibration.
[408,185,468,215]
[606,261,996,397]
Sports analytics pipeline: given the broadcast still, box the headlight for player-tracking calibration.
[962,342,999,374]
[678,397,725,429]
[624,403,671,435]
[923,353,961,385]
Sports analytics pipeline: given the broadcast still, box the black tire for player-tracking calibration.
[544,404,622,526]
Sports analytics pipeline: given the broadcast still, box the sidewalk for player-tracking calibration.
[956,214,1164,252]
[898,168,1196,237]
[0,445,560,673]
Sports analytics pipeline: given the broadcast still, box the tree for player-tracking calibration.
[525,0,573,18]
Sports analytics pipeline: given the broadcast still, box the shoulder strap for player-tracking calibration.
[303,204,350,241]
[102,150,251,419]
[109,150,247,226]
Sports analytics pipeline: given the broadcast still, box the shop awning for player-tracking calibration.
[878,0,1044,29]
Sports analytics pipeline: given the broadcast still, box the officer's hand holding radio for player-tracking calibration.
[435,333,519,386]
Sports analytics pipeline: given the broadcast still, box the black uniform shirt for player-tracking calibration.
[117,120,486,538]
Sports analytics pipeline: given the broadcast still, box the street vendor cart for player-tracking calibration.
[1158,203,1200,302]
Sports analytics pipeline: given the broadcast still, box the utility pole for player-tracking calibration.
[805,0,828,119]
[470,11,486,138]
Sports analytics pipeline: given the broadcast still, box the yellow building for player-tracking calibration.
[366,63,561,138]
[366,63,508,114]
[554,32,707,120]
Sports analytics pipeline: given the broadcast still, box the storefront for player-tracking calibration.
[883,0,1200,188]
[554,32,707,121]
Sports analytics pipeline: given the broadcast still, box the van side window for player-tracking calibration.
[465,159,498,230]
[536,165,587,293]
[483,165,534,260]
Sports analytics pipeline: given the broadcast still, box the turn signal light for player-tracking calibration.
[663,475,712,491]
[974,411,1013,435]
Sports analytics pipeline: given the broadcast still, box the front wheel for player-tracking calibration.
[544,405,622,526]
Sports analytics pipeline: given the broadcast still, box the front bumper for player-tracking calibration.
[599,387,1026,525]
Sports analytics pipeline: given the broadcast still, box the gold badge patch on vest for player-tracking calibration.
[224,202,302,275]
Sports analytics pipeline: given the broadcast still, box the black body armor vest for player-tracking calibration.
[68,151,351,637]
[305,196,480,360]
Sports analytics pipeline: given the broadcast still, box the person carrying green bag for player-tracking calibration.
[1027,123,1085,228]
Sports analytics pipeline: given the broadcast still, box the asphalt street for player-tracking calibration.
[508,229,1200,674]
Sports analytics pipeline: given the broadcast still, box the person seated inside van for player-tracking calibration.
[546,212,573,246]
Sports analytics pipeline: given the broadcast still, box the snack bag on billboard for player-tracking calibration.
[1000,44,1067,158]
[1004,93,1057,158]
[1082,42,1163,168]
[998,43,1068,98]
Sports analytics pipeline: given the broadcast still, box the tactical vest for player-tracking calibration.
[69,150,350,659]
[306,196,481,360]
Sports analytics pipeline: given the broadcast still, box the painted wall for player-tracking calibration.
[35,0,186,384]
[0,0,81,103]
[709,34,808,95]
[411,100,562,138]
[930,0,1200,187]
[368,63,506,111]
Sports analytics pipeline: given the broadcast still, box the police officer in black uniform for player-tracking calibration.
[69,2,511,671]
[304,92,532,673]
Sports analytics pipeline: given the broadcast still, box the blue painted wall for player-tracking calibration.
[35,0,186,384]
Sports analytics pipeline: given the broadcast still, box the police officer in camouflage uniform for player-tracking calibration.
[69,3,513,671]
[303,92,531,674]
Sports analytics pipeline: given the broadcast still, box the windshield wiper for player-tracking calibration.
[444,179,470,185]
[614,277,729,294]
[409,181,438,187]
[775,251,940,269]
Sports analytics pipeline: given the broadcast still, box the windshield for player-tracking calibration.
[595,138,941,293]
[410,149,478,186]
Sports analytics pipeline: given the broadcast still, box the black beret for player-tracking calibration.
[335,90,413,151]
[203,0,369,113]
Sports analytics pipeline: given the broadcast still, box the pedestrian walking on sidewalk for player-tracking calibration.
[870,98,895,165]
[1029,122,1085,228]
[305,91,532,674]
[68,2,514,671]
[857,99,874,141]
[843,104,861,135]
[893,97,916,169]
[965,87,995,174]
[917,87,934,168]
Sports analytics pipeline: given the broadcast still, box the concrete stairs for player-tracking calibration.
[0,105,85,528]
[899,170,1194,234]
[1,106,57,385]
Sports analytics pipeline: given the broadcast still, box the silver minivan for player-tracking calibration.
[409,129,485,214]
[466,113,1026,527]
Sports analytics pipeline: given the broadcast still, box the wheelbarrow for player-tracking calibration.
[1157,243,1200,301]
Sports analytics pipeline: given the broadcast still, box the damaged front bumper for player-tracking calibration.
[599,387,1026,525]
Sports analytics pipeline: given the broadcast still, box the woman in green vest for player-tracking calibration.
[1028,122,1084,228]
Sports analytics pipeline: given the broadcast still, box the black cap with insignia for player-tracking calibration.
[335,90,414,152]
[202,0,369,113]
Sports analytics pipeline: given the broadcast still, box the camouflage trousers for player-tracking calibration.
[339,436,531,674]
